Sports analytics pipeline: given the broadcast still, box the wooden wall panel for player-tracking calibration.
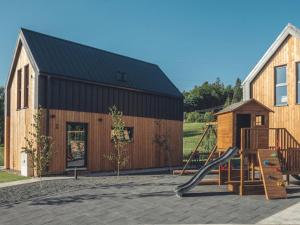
[251,35,300,142]
[217,112,233,150]
[48,109,183,173]
[38,76,183,121]
[5,45,36,171]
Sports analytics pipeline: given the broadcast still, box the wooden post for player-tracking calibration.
[240,152,244,195]
[275,129,279,150]
[218,151,222,185]
[251,154,255,181]
[204,145,217,166]
[240,128,244,195]
[228,159,231,182]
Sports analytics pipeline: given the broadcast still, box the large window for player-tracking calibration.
[297,62,300,104]
[24,65,29,108]
[66,123,88,168]
[17,69,22,109]
[275,66,287,106]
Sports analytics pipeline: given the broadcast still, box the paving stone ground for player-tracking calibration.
[0,174,300,224]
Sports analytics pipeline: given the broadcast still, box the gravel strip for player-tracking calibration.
[0,175,171,207]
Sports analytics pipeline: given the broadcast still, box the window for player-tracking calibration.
[111,127,134,142]
[297,62,300,104]
[116,71,127,82]
[24,65,29,108]
[66,123,88,168]
[17,69,22,109]
[275,66,287,106]
[255,115,265,126]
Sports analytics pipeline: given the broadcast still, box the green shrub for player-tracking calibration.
[203,111,216,122]
[185,111,203,123]
[185,111,216,123]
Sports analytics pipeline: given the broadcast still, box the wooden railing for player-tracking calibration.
[278,148,300,174]
[241,128,300,153]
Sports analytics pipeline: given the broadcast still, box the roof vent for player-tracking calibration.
[116,71,127,82]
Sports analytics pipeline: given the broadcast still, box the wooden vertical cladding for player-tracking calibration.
[251,35,300,144]
[5,44,36,171]
[38,75,183,121]
[217,112,233,150]
[48,110,183,173]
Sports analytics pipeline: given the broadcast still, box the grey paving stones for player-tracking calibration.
[0,174,299,224]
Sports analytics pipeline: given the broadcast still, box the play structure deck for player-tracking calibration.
[176,99,300,200]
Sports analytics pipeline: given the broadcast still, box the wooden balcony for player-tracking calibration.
[241,128,300,153]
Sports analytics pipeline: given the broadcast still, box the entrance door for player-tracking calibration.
[66,123,88,168]
[236,114,251,148]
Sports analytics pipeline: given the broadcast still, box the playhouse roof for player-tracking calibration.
[216,99,273,115]
[242,23,300,100]
[16,28,182,98]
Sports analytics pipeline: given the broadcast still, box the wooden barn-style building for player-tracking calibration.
[4,28,183,175]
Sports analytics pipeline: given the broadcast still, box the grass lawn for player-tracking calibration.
[0,145,3,166]
[0,171,29,183]
[183,122,205,156]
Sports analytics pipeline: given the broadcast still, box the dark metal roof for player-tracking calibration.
[21,28,182,98]
[216,99,273,115]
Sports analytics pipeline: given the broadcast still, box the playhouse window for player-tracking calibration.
[111,127,134,142]
[255,115,265,126]
[297,62,300,104]
[275,66,287,106]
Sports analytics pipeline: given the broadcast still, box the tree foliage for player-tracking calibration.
[22,108,54,183]
[153,120,172,173]
[183,78,242,112]
[104,105,129,176]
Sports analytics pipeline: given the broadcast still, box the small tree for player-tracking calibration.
[22,108,54,186]
[231,78,243,104]
[154,134,172,173]
[104,106,129,176]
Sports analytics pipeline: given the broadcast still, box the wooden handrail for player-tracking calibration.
[278,148,300,174]
[204,145,217,166]
[240,128,300,153]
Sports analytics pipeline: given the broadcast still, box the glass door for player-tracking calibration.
[66,122,88,168]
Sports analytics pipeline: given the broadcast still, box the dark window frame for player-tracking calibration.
[17,69,22,110]
[274,65,288,106]
[66,122,88,169]
[23,65,29,108]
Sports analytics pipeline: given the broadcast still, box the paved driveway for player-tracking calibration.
[0,174,300,224]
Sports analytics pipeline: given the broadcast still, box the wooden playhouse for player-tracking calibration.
[215,99,300,199]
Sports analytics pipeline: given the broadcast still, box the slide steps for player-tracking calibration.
[227,180,265,195]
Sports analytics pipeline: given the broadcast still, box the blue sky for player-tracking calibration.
[1,0,300,91]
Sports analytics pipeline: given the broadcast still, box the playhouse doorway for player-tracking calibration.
[236,114,251,148]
